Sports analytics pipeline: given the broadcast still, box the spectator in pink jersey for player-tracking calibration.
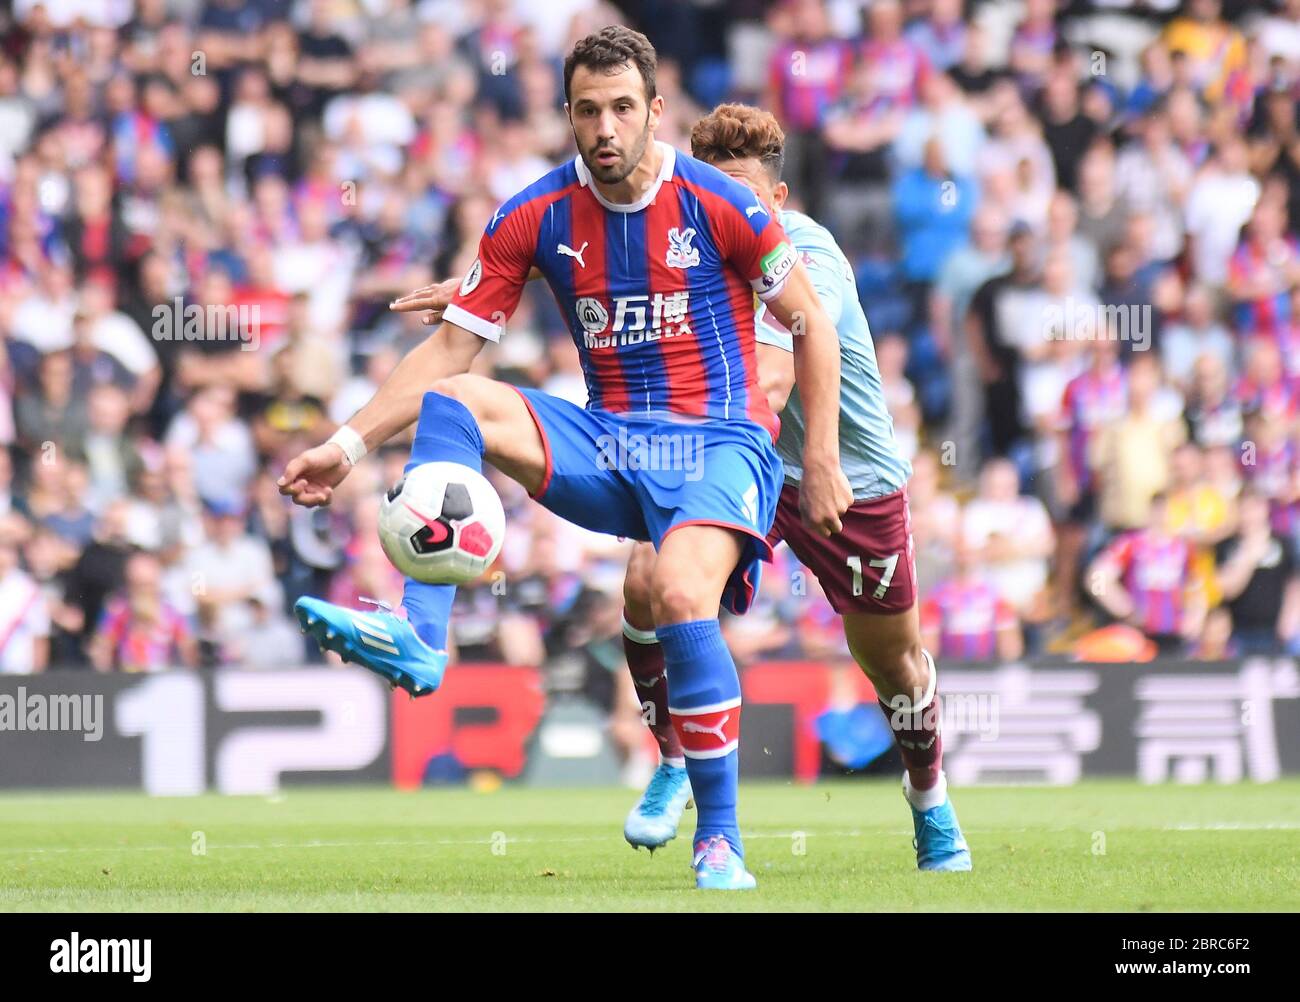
[1058,340,1127,505]
[1054,337,1125,616]
[919,533,1023,662]
[859,0,929,110]
[1087,492,1207,655]
[1226,197,1300,337]
[822,56,908,253]
[1240,408,1300,540]
[1008,0,1058,94]
[765,0,852,218]
[1233,338,1298,420]
[90,550,196,672]
[1266,294,1300,382]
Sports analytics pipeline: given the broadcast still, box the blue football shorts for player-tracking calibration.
[512,387,783,615]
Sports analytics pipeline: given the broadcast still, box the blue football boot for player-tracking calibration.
[295,596,447,697]
[909,794,973,872]
[624,762,692,851]
[692,835,757,890]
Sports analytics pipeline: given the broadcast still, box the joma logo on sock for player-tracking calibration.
[50,933,151,982]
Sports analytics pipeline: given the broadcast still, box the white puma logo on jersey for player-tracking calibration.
[681,714,730,744]
[746,202,766,218]
[557,241,588,268]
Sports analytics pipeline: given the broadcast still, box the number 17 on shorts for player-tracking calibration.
[767,485,918,615]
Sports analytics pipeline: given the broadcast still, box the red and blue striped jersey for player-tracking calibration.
[769,38,855,129]
[859,37,930,109]
[1100,530,1196,637]
[1232,372,1300,418]
[1228,235,1300,335]
[1242,439,1300,536]
[444,143,798,440]
[920,578,1016,662]
[1061,364,1127,491]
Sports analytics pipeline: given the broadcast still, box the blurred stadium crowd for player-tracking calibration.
[1,0,1300,681]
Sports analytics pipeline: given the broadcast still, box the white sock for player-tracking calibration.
[663,756,685,770]
[903,770,948,812]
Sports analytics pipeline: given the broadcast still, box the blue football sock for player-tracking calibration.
[658,619,744,858]
[400,392,485,652]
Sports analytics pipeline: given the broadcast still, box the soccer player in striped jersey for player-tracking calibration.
[401,104,973,872]
[279,27,851,891]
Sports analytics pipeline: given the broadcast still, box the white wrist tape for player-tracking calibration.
[327,425,367,466]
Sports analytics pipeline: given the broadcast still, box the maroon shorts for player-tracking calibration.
[766,484,918,614]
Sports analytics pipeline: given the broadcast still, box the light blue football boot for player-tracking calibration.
[624,762,692,851]
[692,835,757,890]
[909,793,973,872]
[295,596,448,697]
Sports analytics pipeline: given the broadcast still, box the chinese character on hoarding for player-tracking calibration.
[1135,660,1300,783]
[942,666,1101,785]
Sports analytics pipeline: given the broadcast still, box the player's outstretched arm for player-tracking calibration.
[764,261,852,536]
[277,322,486,507]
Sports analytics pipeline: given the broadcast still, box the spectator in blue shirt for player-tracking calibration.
[893,135,979,286]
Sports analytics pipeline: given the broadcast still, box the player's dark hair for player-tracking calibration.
[564,26,657,105]
[690,103,786,182]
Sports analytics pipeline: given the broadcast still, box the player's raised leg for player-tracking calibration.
[295,374,546,695]
[649,524,755,890]
[842,609,970,871]
[620,540,691,851]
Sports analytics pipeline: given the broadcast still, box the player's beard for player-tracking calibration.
[581,116,652,185]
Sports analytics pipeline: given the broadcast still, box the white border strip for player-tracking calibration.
[668,696,742,716]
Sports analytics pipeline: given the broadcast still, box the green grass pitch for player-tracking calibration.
[1,779,1297,911]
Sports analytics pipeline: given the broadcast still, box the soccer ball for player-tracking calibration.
[377,462,505,585]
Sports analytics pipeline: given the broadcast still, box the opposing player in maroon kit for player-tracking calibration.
[616,105,971,871]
